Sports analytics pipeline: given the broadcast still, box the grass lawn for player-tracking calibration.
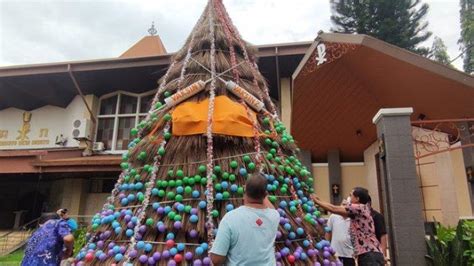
[0,249,24,265]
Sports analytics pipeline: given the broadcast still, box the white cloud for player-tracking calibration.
[0,0,464,70]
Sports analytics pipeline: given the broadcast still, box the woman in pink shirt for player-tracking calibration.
[311,187,384,265]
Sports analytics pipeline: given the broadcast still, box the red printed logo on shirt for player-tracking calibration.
[256,218,263,226]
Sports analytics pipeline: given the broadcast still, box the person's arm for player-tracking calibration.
[210,218,231,265]
[63,234,74,258]
[310,194,348,217]
[380,234,388,259]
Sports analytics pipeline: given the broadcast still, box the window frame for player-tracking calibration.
[95,90,156,153]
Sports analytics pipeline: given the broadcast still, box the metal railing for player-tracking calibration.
[0,217,40,256]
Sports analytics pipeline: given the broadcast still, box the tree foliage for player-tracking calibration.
[330,0,432,55]
[459,0,474,74]
[430,37,453,67]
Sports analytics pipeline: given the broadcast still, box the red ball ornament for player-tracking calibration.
[288,255,296,264]
[85,253,94,262]
[174,254,183,263]
[166,239,175,248]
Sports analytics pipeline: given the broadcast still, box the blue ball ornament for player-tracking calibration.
[135,182,143,190]
[166,232,175,240]
[296,227,304,235]
[239,168,247,176]
[152,188,159,196]
[152,202,160,209]
[226,204,234,212]
[190,215,199,223]
[221,181,229,189]
[170,247,178,255]
[120,198,128,206]
[198,201,207,209]
[192,190,200,198]
[200,243,208,250]
[230,184,238,192]
[177,204,185,212]
[303,240,310,247]
[114,253,123,261]
[115,227,122,234]
[284,223,291,231]
[126,229,134,237]
[164,206,172,214]
[177,243,185,251]
[176,186,184,194]
[288,232,296,239]
[131,216,138,224]
[145,243,153,252]
[215,193,223,200]
[137,241,145,250]
[195,247,204,255]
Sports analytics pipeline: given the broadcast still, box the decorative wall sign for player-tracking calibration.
[300,42,359,76]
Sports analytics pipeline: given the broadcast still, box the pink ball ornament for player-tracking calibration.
[166,239,175,248]
[174,254,183,263]
[85,253,94,262]
[288,255,296,264]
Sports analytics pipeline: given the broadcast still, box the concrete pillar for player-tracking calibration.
[60,178,88,216]
[459,121,474,214]
[328,149,342,204]
[372,108,426,266]
[280,78,292,132]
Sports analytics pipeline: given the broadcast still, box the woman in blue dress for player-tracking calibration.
[22,209,75,266]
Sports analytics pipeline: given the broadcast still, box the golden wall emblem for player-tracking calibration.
[16,112,32,141]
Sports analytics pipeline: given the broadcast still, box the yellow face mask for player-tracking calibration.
[171,95,257,137]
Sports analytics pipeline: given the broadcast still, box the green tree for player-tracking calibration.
[430,37,453,67]
[459,0,473,74]
[330,0,432,55]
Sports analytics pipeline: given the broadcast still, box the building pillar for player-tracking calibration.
[372,108,426,266]
[328,149,342,204]
[280,78,292,132]
[60,178,88,217]
[459,121,474,214]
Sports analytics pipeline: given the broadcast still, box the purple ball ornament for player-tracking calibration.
[139,254,148,264]
[323,259,330,266]
[157,207,164,214]
[147,257,156,265]
[189,229,198,238]
[203,257,211,265]
[107,249,115,257]
[127,221,134,229]
[276,231,282,239]
[323,251,331,258]
[124,215,132,222]
[97,240,104,249]
[285,239,292,246]
[275,251,282,260]
[99,253,107,261]
[331,262,337,266]
[139,225,147,234]
[184,252,193,260]
[294,251,301,259]
[108,242,116,249]
[314,262,321,266]
[191,208,198,215]
[174,221,182,229]
[193,259,203,266]
[129,249,138,258]
[162,250,170,259]
[158,224,166,233]
[152,251,161,261]
[296,217,302,224]
[167,260,177,266]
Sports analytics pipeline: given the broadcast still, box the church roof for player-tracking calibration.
[119,35,167,58]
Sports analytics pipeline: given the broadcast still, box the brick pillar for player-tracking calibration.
[372,108,426,266]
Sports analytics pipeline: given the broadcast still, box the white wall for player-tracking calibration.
[0,95,95,150]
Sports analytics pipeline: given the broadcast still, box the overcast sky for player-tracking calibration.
[0,0,464,70]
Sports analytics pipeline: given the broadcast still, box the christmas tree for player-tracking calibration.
[75,1,339,265]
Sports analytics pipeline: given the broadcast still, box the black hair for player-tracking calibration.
[245,175,268,201]
[39,212,59,224]
[367,195,372,205]
[352,187,370,204]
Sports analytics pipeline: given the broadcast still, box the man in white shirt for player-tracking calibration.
[325,198,354,266]
[210,175,279,266]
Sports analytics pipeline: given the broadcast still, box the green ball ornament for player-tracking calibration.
[164,91,171,98]
[270,164,276,169]
[163,113,172,122]
[222,172,229,180]
[214,184,222,191]
[167,170,174,177]
[146,218,154,226]
[243,155,251,163]
[212,174,217,181]
[138,152,147,161]
[158,190,165,197]
[266,153,273,160]
[161,180,168,188]
[167,191,175,200]
[174,215,182,221]
[120,162,129,170]
[198,165,206,173]
[269,196,277,203]
[168,211,176,219]
[248,162,256,171]
[185,186,192,194]
[290,206,297,213]
[200,177,207,185]
[263,117,270,125]
[92,223,99,230]
[223,191,230,199]
[237,187,244,195]
[164,132,172,140]
[137,193,145,202]
[184,205,192,213]
[212,210,219,218]
[176,180,183,186]
[188,178,195,185]
[194,175,202,183]
[229,174,236,182]
[270,148,277,155]
[213,165,221,174]
[230,161,238,169]
[155,102,163,109]
[169,180,176,187]
[130,169,137,176]
[158,147,166,156]
[130,128,139,136]
[271,141,279,148]
[281,187,287,194]
[264,130,271,135]
[281,137,288,144]
[265,138,272,145]
[124,175,130,182]
[143,164,151,172]
[176,170,184,178]
[175,195,183,202]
